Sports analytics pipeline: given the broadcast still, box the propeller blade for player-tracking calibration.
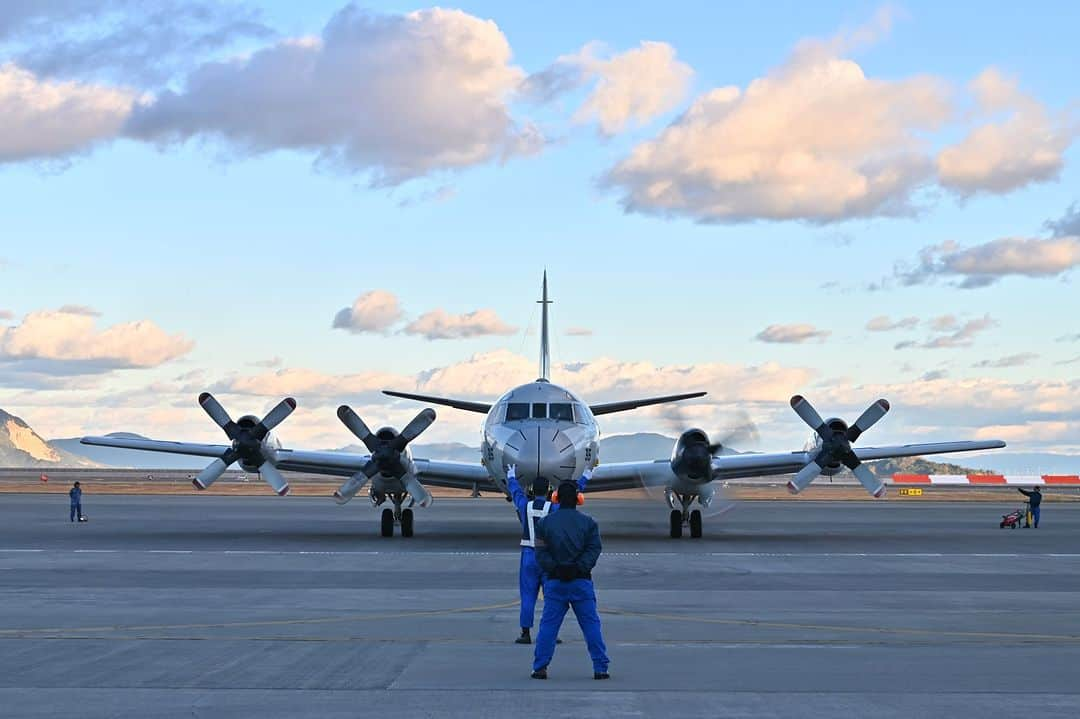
[361,459,381,478]
[333,471,371,505]
[337,405,380,453]
[707,411,760,454]
[850,461,886,498]
[198,393,235,435]
[403,475,433,509]
[395,408,437,450]
[846,399,890,442]
[789,395,828,439]
[193,455,233,490]
[256,397,297,437]
[787,461,823,494]
[258,461,290,496]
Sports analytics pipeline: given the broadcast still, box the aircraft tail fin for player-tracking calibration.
[538,270,552,381]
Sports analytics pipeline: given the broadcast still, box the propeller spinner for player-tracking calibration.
[192,392,296,495]
[787,395,890,497]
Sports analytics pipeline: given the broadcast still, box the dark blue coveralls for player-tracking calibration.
[69,485,83,522]
[1018,487,1042,528]
[508,467,591,633]
[532,493,609,675]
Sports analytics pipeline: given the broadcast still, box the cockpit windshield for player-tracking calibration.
[506,403,530,421]
[549,403,573,421]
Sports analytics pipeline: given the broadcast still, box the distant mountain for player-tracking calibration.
[866,455,989,478]
[0,409,99,468]
[52,433,208,469]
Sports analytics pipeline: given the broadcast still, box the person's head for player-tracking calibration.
[532,476,549,498]
[1034,486,1042,493]
[557,481,578,509]
[73,481,80,488]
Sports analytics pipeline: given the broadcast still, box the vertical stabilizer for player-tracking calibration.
[538,271,552,381]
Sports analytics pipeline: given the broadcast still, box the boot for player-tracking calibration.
[515,628,531,644]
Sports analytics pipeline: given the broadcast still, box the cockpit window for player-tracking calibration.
[573,403,589,424]
[549,403,573,421]
[532,403,547,419]
[506,403,530,421]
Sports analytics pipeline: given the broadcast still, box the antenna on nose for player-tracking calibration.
[537,270,552,382]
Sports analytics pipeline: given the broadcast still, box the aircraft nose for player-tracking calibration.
[504,426,576,485]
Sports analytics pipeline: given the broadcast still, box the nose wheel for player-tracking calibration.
[377,493,415,538]
[668,494,704,539]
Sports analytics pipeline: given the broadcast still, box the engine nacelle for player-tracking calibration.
[670,429,713,482]
[815,417,850,475]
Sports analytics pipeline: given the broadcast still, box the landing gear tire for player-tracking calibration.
[401,508,414,538]
[380,508,394,537]
[669,510,683,539]
[689,510,703,539]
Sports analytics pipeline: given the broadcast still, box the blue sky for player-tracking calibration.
[0,1,1077,453]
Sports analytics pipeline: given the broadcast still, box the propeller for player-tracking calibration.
[664,405,759,481]
[333,406,437,506]
[191,392,296,495]
[787,395,890,497]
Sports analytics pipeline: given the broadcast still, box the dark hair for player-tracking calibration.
[532,476,549,498]
[557,481,578,507]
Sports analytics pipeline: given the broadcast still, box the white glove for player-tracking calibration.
[582,467,593,481]
[506,464,517,480]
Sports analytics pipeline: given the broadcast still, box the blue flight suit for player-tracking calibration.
[69,486,82,522]
[508,468,591,630]
[532,503,609,675]
[1018,488,1042,528]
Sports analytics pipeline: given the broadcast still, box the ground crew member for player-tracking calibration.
[506,464,592,644]
[530,480,610,681]
[1018,486,1042,528]
[69,481,85,523]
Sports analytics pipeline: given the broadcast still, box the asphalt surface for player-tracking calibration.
[1,494,1079,718]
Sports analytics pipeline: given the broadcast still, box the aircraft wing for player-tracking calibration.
[274,449,493,488]
[581,439,1007,490]
[81,436,231,458]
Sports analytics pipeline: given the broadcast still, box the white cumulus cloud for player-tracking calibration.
[125,7,541,184]
[755,324,831,344]
[0,62,136,163]
[332,290,404,334]
[402,309,516,340]
[937,68,1076,195]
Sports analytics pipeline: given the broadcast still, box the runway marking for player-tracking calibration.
[4,548,1080,559]
[602,608,1080,643]
[0,599,520,637]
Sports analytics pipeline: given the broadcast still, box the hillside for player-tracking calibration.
[866,455,989,478]
[0,409,99,468]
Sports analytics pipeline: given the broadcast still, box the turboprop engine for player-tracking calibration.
[670,429,721,483]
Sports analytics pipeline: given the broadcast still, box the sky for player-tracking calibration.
[0,1,1078,454]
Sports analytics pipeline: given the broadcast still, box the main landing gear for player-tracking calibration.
[667,491,703,539]
[375,491,415,538]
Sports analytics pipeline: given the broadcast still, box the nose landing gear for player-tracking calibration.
[668,493,704,539]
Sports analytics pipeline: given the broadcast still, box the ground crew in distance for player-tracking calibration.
[1018,486,1042,528]
[506,463,592,644]
[69,481,86,523]
[530,480,610,680]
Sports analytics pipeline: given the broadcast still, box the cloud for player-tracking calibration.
[528,41,693,135]
[1056,333,1080,343]
[920,369,948,381]
[0,1,271,85]
[0,309,13,321]
[937,69,1076,195]
[0,308,193,378]
[866,315,918,332]
[56,304,100,316]
[0,62,137,163]
[972,353,1038,369]
[126,6,541,185]
[755,324,830,344]
[248,356,283,369]
[332,290,404,334]
[564,326,593,336]
[895,314,997,349]
[1045,202,1080,238]
[896,237,1080,288]
[601,15,951,223]
[402,309,517,340]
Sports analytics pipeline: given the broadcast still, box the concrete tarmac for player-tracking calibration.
[1,495,1078,718]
